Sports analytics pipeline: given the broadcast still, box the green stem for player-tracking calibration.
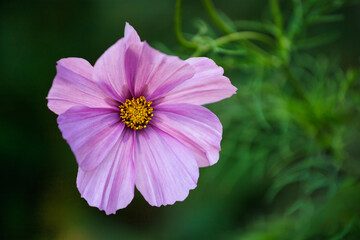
[269,1,305,100]
[192,31,274,57]
[269,0,284,37]
[201,0,233,34]
[200,0,275,59]
[216,32,273,46]
[174,0,198,49]
[270,0,290,63]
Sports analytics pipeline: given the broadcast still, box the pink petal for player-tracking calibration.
[93,23,195,101]
[124,22,141,43]
[47,58,114,115]
[93,23,142,102]
[152,103,222,167]
[158,57,237,105]
[134,126,199,206]
[125,42,195,100]
[93,38,131,103]
[77,129,135,215]
[57,106,124,171]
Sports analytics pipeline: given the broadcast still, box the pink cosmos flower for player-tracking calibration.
[47,23,237,214]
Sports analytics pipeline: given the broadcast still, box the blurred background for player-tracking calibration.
[1,0,360,239]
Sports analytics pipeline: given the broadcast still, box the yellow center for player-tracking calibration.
[119,96,153,130]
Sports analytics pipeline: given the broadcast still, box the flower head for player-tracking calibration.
[47,23,237,214]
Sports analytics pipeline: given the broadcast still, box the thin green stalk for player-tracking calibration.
[270,0,284,37]
[269,0,306,101]
[216,32,274,46]
[192,31,274,57]
[201,0,233,34]
[270,0,290,64]
[174,0,198,49]
[200,0,275,59]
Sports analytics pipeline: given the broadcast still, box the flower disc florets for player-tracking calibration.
[119,96,153,130]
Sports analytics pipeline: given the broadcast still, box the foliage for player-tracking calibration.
[171,0,360,239]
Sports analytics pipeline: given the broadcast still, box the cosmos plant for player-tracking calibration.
[47,23,236,214]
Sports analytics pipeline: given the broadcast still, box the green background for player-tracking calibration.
[1,0,360,239]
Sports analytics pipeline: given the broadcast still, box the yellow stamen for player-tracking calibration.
[119,96,153,130]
